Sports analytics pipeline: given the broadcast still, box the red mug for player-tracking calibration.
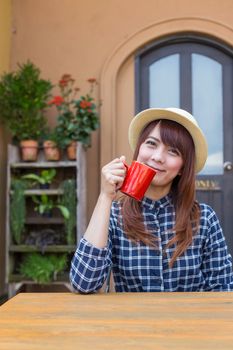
[120,161,156,201]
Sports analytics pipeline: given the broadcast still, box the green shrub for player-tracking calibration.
[19,253,67,284]
[0,61,53,142]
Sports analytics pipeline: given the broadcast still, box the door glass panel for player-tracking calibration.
[149,54,180,108]
[192,53,223,175]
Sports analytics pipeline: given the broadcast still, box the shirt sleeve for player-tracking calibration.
[69,236,112,293]
[200,206,233,291]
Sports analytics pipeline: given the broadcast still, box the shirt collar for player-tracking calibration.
[141,194,172,211]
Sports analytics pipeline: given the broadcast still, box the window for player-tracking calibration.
[135,36,233,175]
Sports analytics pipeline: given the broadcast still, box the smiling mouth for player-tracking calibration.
[143,163,166,172]
[156,169,165,173]
[149,166,165,172]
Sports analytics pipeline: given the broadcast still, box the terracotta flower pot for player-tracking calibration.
[43,140,61,161]
[20,140,39,162]
[66,141,77,160]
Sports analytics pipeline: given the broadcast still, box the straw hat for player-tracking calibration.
[128,107,208,173]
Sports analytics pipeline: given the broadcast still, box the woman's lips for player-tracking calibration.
[147,164,165,172]
[155,169,166,174]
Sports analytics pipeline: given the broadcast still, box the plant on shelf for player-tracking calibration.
[25,228,63,253]
[32,194,70,219]
[42,129,62,161]
[60,179,76,245]
[19,253,67,284]
[22,169,57,189]
[0,61,53,160]
[10,179,27,244]
[48,74,100,158]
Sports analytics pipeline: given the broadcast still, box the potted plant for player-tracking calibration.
[0,61,53,161]
[32,194,70,219]
[48,74,100,160]
[42,129,62,161]
[22,169,56,189]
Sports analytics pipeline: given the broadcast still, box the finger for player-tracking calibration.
[103,164,126,176]
[111,169,126,176]
[105,173,123,185]
[108,161,125,169]
[109,157,123,165]
[109,156,126,167]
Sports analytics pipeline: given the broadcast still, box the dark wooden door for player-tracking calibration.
[136,37,233,255]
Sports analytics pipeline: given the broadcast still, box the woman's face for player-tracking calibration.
[137,123,184,199]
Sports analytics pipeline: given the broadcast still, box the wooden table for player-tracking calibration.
[0,292,233,349]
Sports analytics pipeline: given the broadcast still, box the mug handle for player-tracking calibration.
[118,160,129,191]
[122,160,129,171]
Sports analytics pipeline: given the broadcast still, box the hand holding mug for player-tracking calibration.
[101,156,126,199]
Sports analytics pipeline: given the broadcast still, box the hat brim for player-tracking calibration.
[128,108,208,173]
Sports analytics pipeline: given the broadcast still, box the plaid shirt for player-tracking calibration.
[70,195,233,293]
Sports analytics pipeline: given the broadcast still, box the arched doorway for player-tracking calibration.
[135,34,233,255]
[100,20,233,254]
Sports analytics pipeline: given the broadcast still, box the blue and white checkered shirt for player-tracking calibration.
[70,195,233,293]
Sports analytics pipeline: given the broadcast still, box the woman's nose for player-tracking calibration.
[151,149,165,163]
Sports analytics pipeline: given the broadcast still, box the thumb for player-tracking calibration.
[119,155,126,162]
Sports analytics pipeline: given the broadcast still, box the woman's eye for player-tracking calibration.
[145,139,156,146]
[168,148,180,156]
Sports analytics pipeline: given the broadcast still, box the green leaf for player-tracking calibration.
[56,205,70,219]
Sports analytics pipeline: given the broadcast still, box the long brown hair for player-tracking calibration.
[121,119,200,267]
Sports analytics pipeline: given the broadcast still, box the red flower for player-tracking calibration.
[79,100,92,109]
[59,79,68,87]
[48,96,64,106]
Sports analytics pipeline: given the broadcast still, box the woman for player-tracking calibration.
[70,107,233,292]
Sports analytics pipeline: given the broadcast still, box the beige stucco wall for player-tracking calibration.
[1,0,233,294]
[0,0,11,295]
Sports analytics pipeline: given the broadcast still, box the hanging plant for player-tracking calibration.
[61,179,76,245]
[10,179,27,244]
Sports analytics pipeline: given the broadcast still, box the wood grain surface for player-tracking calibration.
[0,292,233,349]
